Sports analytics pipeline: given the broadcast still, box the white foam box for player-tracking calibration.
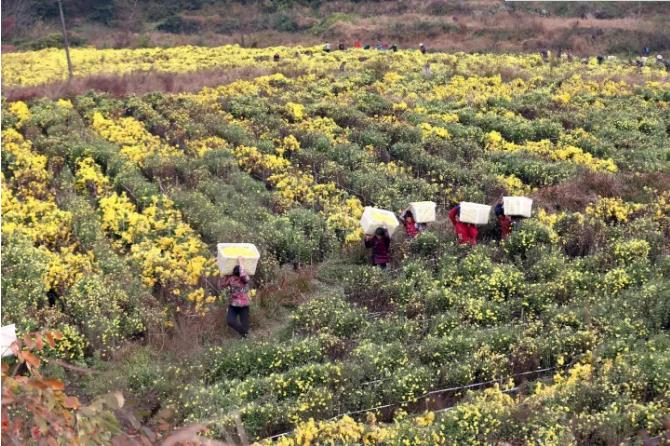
[407,201,437,223]
[503,196,533,218]
[216,243,260,276]
[0,324,17,358]
[360,206,400,236]
[459,202,492,225]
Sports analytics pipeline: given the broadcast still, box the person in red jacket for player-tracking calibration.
[364,227,391,269]
[219,257,251,338]
[495,203,513,240]
[399,210,426,239]
[448,205,478,245]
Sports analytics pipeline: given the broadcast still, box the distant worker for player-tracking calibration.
[399,210,426,239]
[364,44,371,50]
[338,41,346,51]
[220,257,251,338]
[423,63,431,76]
[354,39,362,49]
[540,49,549,61]
[376,40,383,50]
[419,43,427,54]
[391,44,398,52]
[597,55,605,65]
[324,42,332,53]
[273,53,280,62]
[365,227,391,269]
[448,205,478,245]
[643,46,651,56]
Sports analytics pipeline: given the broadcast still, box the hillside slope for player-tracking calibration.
[2,46,670,443]
[3,0,670,55]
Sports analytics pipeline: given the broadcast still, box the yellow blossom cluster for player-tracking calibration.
[496,174,532,195]
[553,75,630,101]
[97,191,217,301]
[485,131,617,172]
[8,101,31,127]
[266,414,399,446]
[433,75,530,105]
[3,46,669,93]
[74,157,110,196]
[43,247,97,292]
[585,197,643,223]
[1,128,98,295]
[419,122,450,140]
[2,188,72,247]
[186,136,229,157]
[2,129,51,198]
[285,102,305,122]
[294,116,344,145]
[91,112,182,165]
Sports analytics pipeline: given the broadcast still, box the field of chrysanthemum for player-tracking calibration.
[2,45,670,445]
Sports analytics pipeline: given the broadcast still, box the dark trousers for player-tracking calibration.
[227,305,250,337]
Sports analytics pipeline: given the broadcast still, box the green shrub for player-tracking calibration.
[290,296,367,337]
[264,209,337,266]
[63,275,145,353]
[0,234,50,332]
[157,15,202,34]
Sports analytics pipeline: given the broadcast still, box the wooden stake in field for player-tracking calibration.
[57,0,74,81]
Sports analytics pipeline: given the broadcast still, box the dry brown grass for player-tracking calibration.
[533,171,624,213]
[2,64,310,101]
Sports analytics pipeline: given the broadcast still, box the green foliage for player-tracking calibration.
[264,209,337,266]
[1,234,50,332]
[157,15,202,34]
[290,295,366,337]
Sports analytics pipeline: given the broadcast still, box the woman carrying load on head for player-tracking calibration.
[494,203,513,241]
[364,227,391,269]
[219,257,251,338]
[448,205,478,245]
[494,202,526,241]
[399,210,426,239]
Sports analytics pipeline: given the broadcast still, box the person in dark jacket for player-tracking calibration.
[219,257,251,338]
[448,205,478,245]
[494,203,525,241]
[494,203,513,241]
[419,43,427,54]
[365,227,391,268]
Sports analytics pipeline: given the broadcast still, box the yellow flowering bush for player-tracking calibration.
[74,157,110,196]
[98,191,216,305]
[485,130,617,173]
[585,197,643,224]
[91,112,182,166]
[285,102,305,122]
[9,101,31,127]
